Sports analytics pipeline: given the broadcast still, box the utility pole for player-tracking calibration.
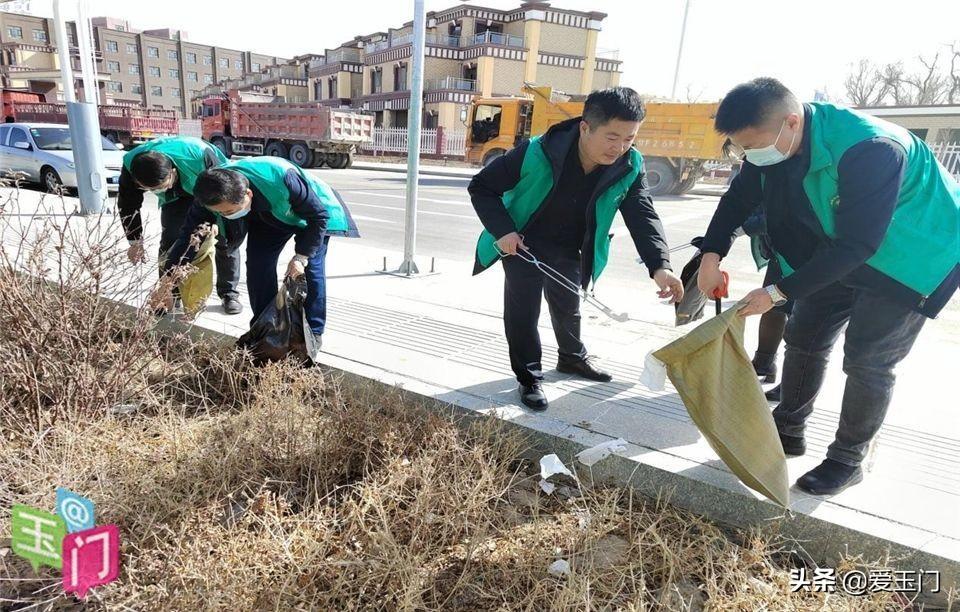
[397,0,426,275]
[670,0,691,101]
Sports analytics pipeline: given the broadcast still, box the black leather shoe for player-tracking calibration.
[796,459,863,496]
[765,384,781,402]
[557,357,612,382]
[519,383,548,411]
[779,432,806,457]
[222,296,243,315]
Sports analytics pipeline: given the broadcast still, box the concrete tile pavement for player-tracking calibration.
[2,186,957,601]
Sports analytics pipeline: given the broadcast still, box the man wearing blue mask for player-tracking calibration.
[153,156,359,356]
[697,77,960,495]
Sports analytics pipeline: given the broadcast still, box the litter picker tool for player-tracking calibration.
[713,271,730,316]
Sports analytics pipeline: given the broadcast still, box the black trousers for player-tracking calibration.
[159,198,242,299]
[502,242,587,385]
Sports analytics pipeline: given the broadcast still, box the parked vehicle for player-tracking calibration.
[1,88,178,148]
[0,122,125,193]
[465,84,728,196]
[200,91,374,168]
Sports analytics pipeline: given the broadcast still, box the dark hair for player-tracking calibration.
[193,168,250,207]
[714,77,797,134]
[582,87,646,128]
[130,151,174,189]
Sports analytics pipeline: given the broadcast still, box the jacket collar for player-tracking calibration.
[539,116,634,180]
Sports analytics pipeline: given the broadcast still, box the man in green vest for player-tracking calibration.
[117,136,245,314]
[470,87,684,411]
[153,156,359,359]
[698,77,960,495]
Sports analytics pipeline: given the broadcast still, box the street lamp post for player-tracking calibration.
[397,0,427,275]
[670,0,691,101]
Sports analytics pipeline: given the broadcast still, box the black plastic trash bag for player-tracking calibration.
[674,236,709,327]
[237,277,311,365]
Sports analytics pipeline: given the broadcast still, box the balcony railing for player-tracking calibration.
[471,31,524,48]
[365,33,464,55]
[596,48,620,61]
[424,76,476,91]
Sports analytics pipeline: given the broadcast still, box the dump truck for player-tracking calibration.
[465,84,727,196]
[1,88,178,148]
[200,91,374,169]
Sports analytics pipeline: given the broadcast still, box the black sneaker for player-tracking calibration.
[557,357,612,382]
[779,431,806,457]
[222,296,243,315]
[765,384,781,402]
[519,383,548,411]
[796,459,864,496]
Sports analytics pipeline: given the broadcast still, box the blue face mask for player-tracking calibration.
[222,206,249,220]
[743,120,796,167]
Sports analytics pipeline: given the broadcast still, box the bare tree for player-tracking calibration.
[844,59,889,106]
[948,42,960,104]
[684,83,705,103]
[901,52,949,104]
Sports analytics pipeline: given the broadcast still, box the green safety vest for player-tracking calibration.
[475,137,642,284]
[776,103,960,297]
[220,157,350,232]
[122,136,227,207]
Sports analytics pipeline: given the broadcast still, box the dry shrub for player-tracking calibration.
[1,188,954,611]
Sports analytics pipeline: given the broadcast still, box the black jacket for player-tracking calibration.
[468,118,672,287]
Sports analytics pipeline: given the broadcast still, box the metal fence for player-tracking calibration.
[362,127,467,157]
[932,141,960,180]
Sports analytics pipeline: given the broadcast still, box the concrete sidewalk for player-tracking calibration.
[3,187,958,601]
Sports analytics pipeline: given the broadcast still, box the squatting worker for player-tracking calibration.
[118,136,246,315]
[469,87,684,412]
[698,77,959,496]
[151,156,359,360]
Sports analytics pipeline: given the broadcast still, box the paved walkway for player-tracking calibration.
[3,187,957,600]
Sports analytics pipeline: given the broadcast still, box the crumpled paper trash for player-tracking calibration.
[538,479,556,495]
[576,438,628,466]
[639,351,667,391]
[540,454,573,480]
[548,559,571,577]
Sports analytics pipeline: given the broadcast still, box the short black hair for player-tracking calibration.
[714,77,797,134]
[582,87,646,128]
[193,168,250,208]
[130,151,174,189]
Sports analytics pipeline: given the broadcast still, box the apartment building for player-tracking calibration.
[0,10,287,117]
[308,1,622,130]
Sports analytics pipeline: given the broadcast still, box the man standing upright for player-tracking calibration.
[118,136,244,314]
[469,87,684,411]
[698,78,960,495]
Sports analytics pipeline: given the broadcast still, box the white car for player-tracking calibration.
[0,122,125,193]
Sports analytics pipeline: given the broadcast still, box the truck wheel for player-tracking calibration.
[328,153,349,169]
[482,149,506,167]
[211,136,233,158]
[264,141,288,158]
[343,153,353,168]
[288,142,313,168]
[311,154,327,168]
[674,174,699,195]
[41,167,63,194]
[645,158,677,197]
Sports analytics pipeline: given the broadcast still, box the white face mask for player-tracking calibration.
[222,205,249,220]
[743,120,796,167]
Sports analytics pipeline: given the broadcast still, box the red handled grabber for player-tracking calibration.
[713,271,730,316]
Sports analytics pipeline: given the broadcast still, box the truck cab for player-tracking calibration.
[200,97,232,157]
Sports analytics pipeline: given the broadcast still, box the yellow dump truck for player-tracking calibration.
[465,84,728,196]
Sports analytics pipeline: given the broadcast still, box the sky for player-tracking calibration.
[19,0,960,103]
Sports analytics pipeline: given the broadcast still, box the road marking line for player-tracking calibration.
[348,201,477,220]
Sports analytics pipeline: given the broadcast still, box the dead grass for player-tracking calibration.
[1,189,954,611]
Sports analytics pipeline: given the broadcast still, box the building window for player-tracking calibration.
[106,60,120,72]
[105,40,118,53]
[167,49,178,60]
[218,57,229,68]
[393,62,408,91]
[328,76,337,99]
[147,46,159,58]
[129,64,140,75]
[169,68,179,78]
[187,71,198,82]
[234,59,242,70]
[132,84,143,94]
[203,74,213,84]
[115,25,125,32]
[32,30,47,43]
[126,42,137,54]
[171,88,181,98]
[107,81,122,93]
[252,62,260,72]
[186,52,197,64]
[151,85,162,96]
[370,67,382,94]
[203,56,212,65]
[936,128,960,144]
[6,26,22,39]
[149,66,161,77]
